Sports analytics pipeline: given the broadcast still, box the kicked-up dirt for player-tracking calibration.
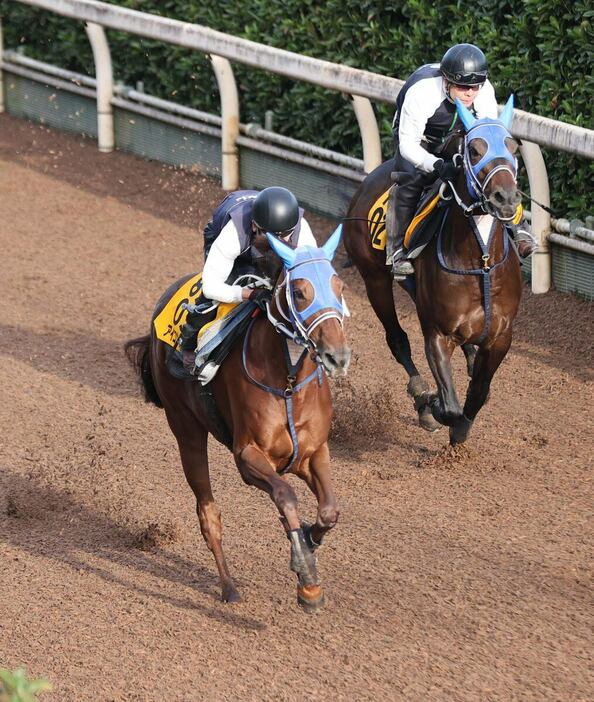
[0,114,592,701]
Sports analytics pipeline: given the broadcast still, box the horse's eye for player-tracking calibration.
[293,289,306,301]
[469,146,479,158]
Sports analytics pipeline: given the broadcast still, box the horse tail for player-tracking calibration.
[124,335,163,409]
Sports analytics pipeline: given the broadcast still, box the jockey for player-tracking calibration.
[179,186,318,370]
[389,43,537,279]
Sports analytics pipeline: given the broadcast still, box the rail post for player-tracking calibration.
[351,95,382,173]
[520,141,551,293]
[84,21,114,153]
[210,54,239,190]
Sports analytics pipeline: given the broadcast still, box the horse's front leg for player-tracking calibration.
[424,332,464,428]
[236,444,323,610]
[298,442,339,549]
[451,331,513,445]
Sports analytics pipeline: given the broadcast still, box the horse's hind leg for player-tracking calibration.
[237,444,323,610]
[462,343,478,378]
[363,270,439,432]
[176,429,240,603]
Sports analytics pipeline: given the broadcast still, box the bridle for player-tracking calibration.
[265,251,348,359]
[443,118,519,222]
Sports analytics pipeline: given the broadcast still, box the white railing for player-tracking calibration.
[3,0,594,294]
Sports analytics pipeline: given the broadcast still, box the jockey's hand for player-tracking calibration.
[433,158,461,182]
[248,288,272,311]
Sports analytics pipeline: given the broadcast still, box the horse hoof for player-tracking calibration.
[222,587,241,603]
[297,584,325,612]
[418,406,441,433]
[449,417,473,445]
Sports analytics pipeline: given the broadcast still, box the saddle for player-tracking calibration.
[368,180,449,261]
[402,181,449,259]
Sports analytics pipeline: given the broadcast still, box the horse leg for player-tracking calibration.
[299,442,339,549]
[363,271,439,432]
[176,431,240,603]
[461,343,478,378]
[424,332,464,430]
[237,444,323,610]
[450,332,513,445]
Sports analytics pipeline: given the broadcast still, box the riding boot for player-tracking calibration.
[508,222,538,258]
[385,184,398,266]
[391,198,417,279]
[178,309,202,373]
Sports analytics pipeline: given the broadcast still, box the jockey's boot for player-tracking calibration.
[509,222,538,258]
[390,198,416,280]
[178,309,202,374]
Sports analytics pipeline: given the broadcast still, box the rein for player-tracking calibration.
[241,254,342,474]
[437,129,516,344]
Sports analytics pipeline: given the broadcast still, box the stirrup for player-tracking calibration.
[392,258,414,277]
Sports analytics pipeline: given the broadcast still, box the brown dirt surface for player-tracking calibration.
[0,114,592,702]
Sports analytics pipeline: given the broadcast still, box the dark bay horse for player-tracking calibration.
[126,226,350,610]
[344,96,523,445]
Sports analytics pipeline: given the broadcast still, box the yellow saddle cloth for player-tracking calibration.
[367,187,441,251]
[153,273,239,350]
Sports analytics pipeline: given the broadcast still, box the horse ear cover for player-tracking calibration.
[322,223,343,261]
[498,94,514,129]
[456,94,515,131]
[455,98,477,131]
[266,233,297,267]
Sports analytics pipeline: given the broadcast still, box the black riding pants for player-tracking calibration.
[392,147,436,253]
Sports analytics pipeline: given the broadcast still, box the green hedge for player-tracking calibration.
[1,0,592,215]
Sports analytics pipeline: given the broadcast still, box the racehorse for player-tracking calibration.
[125,226,350,610]
[344,96,523,445]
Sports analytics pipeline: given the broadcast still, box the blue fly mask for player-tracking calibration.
[266,224,348,347]
[456,95,518,219]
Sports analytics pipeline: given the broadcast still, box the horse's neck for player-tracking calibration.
[445,174,506,262]
[252,299,317,384]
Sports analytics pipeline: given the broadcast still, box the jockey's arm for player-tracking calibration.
[201,220,247,303]
[397,82,441,174]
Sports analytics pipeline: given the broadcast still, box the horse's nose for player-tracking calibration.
[319,346,351,377]
[488,187,521,218]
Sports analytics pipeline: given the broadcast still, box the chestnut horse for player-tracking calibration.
[344,96,523,445]
[125,226,350,610]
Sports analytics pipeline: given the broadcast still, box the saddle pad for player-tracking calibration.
[197,301,240,347]
[153,273,202,348]
[404,193,442,250]
[367,188,391,251]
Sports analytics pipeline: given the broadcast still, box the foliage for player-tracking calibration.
[0,0,592,215]
[0,668,52,702]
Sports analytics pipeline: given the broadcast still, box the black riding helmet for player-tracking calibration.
[252,186,299,235]
[440,43,488,86]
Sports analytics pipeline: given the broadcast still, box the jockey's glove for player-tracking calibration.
[249,288,273,311]
[433,158,461,182]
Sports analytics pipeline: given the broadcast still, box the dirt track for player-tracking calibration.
[0,114,592,701]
